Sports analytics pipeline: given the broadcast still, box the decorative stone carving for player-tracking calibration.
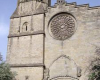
[77,67,82,77]
[25,76,29,80]
[57,0,66,5]
[49,13,75,40]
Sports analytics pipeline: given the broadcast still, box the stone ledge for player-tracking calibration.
[8,31,45,38]
[10,12,45,19]
[10,63,45,68]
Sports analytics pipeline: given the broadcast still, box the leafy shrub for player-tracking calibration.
[0,62,16,80]
[89,65,100,80]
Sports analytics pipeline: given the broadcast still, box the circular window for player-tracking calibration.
[49,13,76,41]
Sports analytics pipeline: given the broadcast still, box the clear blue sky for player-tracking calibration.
[0,0,100,61]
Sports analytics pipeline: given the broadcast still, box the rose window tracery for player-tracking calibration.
[49,13,76,40]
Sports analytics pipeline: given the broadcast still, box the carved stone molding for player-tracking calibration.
[9,63,44,68]
[8,30,45,38]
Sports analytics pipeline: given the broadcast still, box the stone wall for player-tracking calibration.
[9,14,44,35]
[11,67,43,80]
[7,34,44,64]
[44,2,100,80]
[6,1,100,80]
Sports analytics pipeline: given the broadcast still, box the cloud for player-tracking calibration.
[0,23,9,36]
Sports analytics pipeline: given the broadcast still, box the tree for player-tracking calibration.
[0,63,16,80]
[89,59,100,80]
[89,65,100,80]
[0,52,2,62]
[0,53,16,80]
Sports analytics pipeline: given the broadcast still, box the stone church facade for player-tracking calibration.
[6,0,100,80]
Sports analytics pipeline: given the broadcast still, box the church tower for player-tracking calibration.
[7,0,100,80]
[7,0,51,80]
[17,0,51,7]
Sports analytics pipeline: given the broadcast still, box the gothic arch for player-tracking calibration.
[48,55,81,80]
[49,55,73,68]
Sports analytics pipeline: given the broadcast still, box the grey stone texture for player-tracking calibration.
[6,0,100,80]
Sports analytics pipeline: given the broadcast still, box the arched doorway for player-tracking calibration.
[50,76,78,80]
[43,55,81,80]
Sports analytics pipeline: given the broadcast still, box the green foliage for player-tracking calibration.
[89,65,100,80]
[89,72,96,80]
[0,62,16,80]
[0,53,16,80]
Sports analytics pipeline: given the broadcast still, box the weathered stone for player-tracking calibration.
[6,0,100,80]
